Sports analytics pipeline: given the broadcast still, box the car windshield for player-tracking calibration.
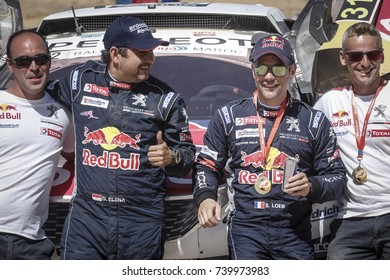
[48,53,255,119]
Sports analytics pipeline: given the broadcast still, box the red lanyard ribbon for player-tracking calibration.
[253,91,287,169]
[351,79,383,161]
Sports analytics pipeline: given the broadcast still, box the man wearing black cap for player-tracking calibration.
[48,17,195,260]
[193,34,346,259]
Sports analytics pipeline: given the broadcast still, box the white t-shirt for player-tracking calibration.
[0,90,74,240]
[314,83,390,218]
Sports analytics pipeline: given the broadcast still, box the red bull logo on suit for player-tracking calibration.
[240,147,292,170]
[238,169,283,185]
[82,126,141,170]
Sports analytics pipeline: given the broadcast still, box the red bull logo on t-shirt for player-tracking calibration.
[330,110,352,127]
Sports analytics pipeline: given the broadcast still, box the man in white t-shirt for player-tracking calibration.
[0,30,74,259]
[314,22,390,259]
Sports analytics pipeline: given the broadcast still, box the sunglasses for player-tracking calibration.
[10,54,51,67]
[344,49,383,62]
[253,64,288,77]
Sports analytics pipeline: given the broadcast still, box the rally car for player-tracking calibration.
[289,0,390,103]
[1,0,389,259]
[0,0,22,83]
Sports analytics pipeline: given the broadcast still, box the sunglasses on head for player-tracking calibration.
[10,54,51,67]
[344,49,383,62]
[253,64,289,77]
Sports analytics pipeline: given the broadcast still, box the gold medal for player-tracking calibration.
[352,165,367,185]
[254,176,271,194]
[350,83,383,186]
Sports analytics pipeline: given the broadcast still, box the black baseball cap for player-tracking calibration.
[103,17,169,50]
[250,34,295,66]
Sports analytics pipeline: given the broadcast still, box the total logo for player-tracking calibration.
[82,126,141,171]
[41,127,62,140]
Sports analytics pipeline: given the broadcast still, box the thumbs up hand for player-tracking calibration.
[147,131,173,167]
[156,131,164,145]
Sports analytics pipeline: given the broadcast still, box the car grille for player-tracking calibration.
[38,13,279,36]
[43,198,199,247]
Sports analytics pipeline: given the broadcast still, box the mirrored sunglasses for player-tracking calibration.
[10,54,51,67]
[253,64,288,77]
[344,49,383,62]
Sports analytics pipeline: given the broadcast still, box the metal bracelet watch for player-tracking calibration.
[307,181,313,196]
[170,148,181,166]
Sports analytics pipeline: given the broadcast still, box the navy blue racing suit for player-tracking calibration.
[48,60,195,259]
[193,95,346,259]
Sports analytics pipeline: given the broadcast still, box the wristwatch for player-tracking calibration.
[170,148,181,166]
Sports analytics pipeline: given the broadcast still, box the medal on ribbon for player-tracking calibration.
[350,80,383,185]
[254,176,272,194]
[252,92,287,195]
[352,163,367,185]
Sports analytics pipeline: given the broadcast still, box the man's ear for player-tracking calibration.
[289,64,297,78]
[109,47,121,64]
[5,57,14,73]
[339,49,347,66]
